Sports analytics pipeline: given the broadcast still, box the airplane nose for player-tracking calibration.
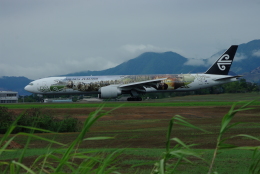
[24,85,29,91]
[24,85,31,92]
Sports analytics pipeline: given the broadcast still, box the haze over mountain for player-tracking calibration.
[1,39,260,95]
[64,52,206,76]
[64,40,260,77]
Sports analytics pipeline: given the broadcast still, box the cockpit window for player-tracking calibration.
[29,83,34,86]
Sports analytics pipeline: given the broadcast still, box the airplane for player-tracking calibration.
[24,45,241,101]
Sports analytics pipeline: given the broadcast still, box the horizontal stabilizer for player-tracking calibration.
[213,75,242,81]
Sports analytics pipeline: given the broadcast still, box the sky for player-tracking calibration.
[1,0,260,80]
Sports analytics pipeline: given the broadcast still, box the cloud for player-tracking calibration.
[184,51,247,67]
[234,53,247,62]
[64,57,117,72]
[120,44,183,60]
[252,50,260,57]
[0,56,118,80]
[184,58,206,66]
[202,51,247,67]
[206,54,221,66]
[184,50,222,67]
[121,44,179,55]
[121,44,164,53]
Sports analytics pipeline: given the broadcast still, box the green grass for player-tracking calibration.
[2,93,260,109]
[0,148,254,174]
[0,148,52,160]
[1,100,260,109]
[1,95,260,173]
[0,148,161,160]
[159,92,260,102]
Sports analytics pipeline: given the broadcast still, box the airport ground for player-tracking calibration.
[1,93,260,173]
[10,104,260,149]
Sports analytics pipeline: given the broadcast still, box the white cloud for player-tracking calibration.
[184,51,222,67]
[200,51,247,68]
[120,44,183,60]
[206,54,220,66]
[184,58,206,66]
[121,44,180,54]
[121,44,161,54]
[64,57,117,72]
[184,51,247,67]
[234,53,247,62]
[0,56,118,80]
[252,50,260,57]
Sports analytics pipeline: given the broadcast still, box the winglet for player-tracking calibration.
[205,45,238,75]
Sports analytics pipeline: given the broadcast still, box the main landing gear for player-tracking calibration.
[127,97,142,101]
[127,90,142,101]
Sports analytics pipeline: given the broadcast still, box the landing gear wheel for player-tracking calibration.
[127,97,142,101]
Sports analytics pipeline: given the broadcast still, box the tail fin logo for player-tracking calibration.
[217,54,232,71]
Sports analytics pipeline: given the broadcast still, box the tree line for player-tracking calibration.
[144,78,260,99]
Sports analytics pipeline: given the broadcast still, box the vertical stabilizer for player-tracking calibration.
[205,45,238,75]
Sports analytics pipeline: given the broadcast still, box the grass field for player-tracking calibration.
[0,148,255,174]
[1,93,260,109]
[1,93,260,173]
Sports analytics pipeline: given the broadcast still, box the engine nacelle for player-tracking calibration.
[99,86,121,99]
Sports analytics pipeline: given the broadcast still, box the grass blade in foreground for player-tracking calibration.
[208,100,255,174]
[232,134,260,174]
[0,105,123,174]
[53,105,122,173]
[152,115,207,174]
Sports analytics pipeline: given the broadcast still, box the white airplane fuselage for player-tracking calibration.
[24,45,240,101]
[24,74,237,94]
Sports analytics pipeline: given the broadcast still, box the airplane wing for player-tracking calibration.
[213,75,242,81]
[119,78,167,89]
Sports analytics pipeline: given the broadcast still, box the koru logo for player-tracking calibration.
[217,54,232,71]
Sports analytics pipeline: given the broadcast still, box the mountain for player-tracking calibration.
[0,76,32,96]
[65,40,260,77]
[64,52,207,76]
[243,66,260,83]
[226,40,260,75]
[250,66,260,74]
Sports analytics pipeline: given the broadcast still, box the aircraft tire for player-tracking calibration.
[127,97,142,101]
[127,97,133,101]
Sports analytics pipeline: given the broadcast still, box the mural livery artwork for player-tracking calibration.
[37,74,196,93]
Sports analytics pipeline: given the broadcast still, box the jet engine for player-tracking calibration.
[99,86,121,99]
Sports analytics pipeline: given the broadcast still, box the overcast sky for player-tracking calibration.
[1,0,259,79]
